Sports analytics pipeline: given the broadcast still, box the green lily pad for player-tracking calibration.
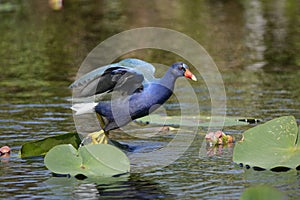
[20,132,132,158]
[20,133,81,158]
[44,144,130,177]
[240,186,286,200]
[233,116,300,170]
[136,114,257,127]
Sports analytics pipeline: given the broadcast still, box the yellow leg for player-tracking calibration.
[92,113,109,144]
[81,113,109,145]
[96,113,106,130]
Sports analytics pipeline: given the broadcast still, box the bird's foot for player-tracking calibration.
[86,130,109,144]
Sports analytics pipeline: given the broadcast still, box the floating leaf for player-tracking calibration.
[233,116,300,170]
[20,132,81,158]
[44,144,130,177]
[240,186,286,200]
[44,144,82,176]
[136,114,257,127]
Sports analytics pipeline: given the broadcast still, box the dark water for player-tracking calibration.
[1,0,300,199]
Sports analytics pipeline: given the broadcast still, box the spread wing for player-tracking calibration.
[95,66,144,95]
[70,58,156,99]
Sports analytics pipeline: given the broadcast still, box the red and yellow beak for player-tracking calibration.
[184,69,197,81]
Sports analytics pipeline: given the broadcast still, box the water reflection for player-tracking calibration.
[45,174,175,199]
[244,0,267,69]
[243,169,300,199]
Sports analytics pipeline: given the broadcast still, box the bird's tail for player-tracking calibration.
[70,102,97,115]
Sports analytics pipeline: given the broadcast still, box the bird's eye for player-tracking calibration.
[178,65,183,70]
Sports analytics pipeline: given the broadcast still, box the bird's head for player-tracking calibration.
[171,62,197,81]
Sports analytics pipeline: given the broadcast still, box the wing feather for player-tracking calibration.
[70,58,155,99]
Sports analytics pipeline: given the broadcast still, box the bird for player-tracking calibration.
[70,58,197,144]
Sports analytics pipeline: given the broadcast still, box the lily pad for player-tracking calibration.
[44,144,130,177]
[20,133,81,158]
[233,116,300,170]
[240,186,286,200]
[136,114,257,127]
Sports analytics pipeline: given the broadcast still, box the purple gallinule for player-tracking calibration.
[70,58,197,143]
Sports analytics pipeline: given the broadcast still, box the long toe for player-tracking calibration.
[86,130,109,144]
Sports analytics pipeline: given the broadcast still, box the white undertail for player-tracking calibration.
[70,102,97,115]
